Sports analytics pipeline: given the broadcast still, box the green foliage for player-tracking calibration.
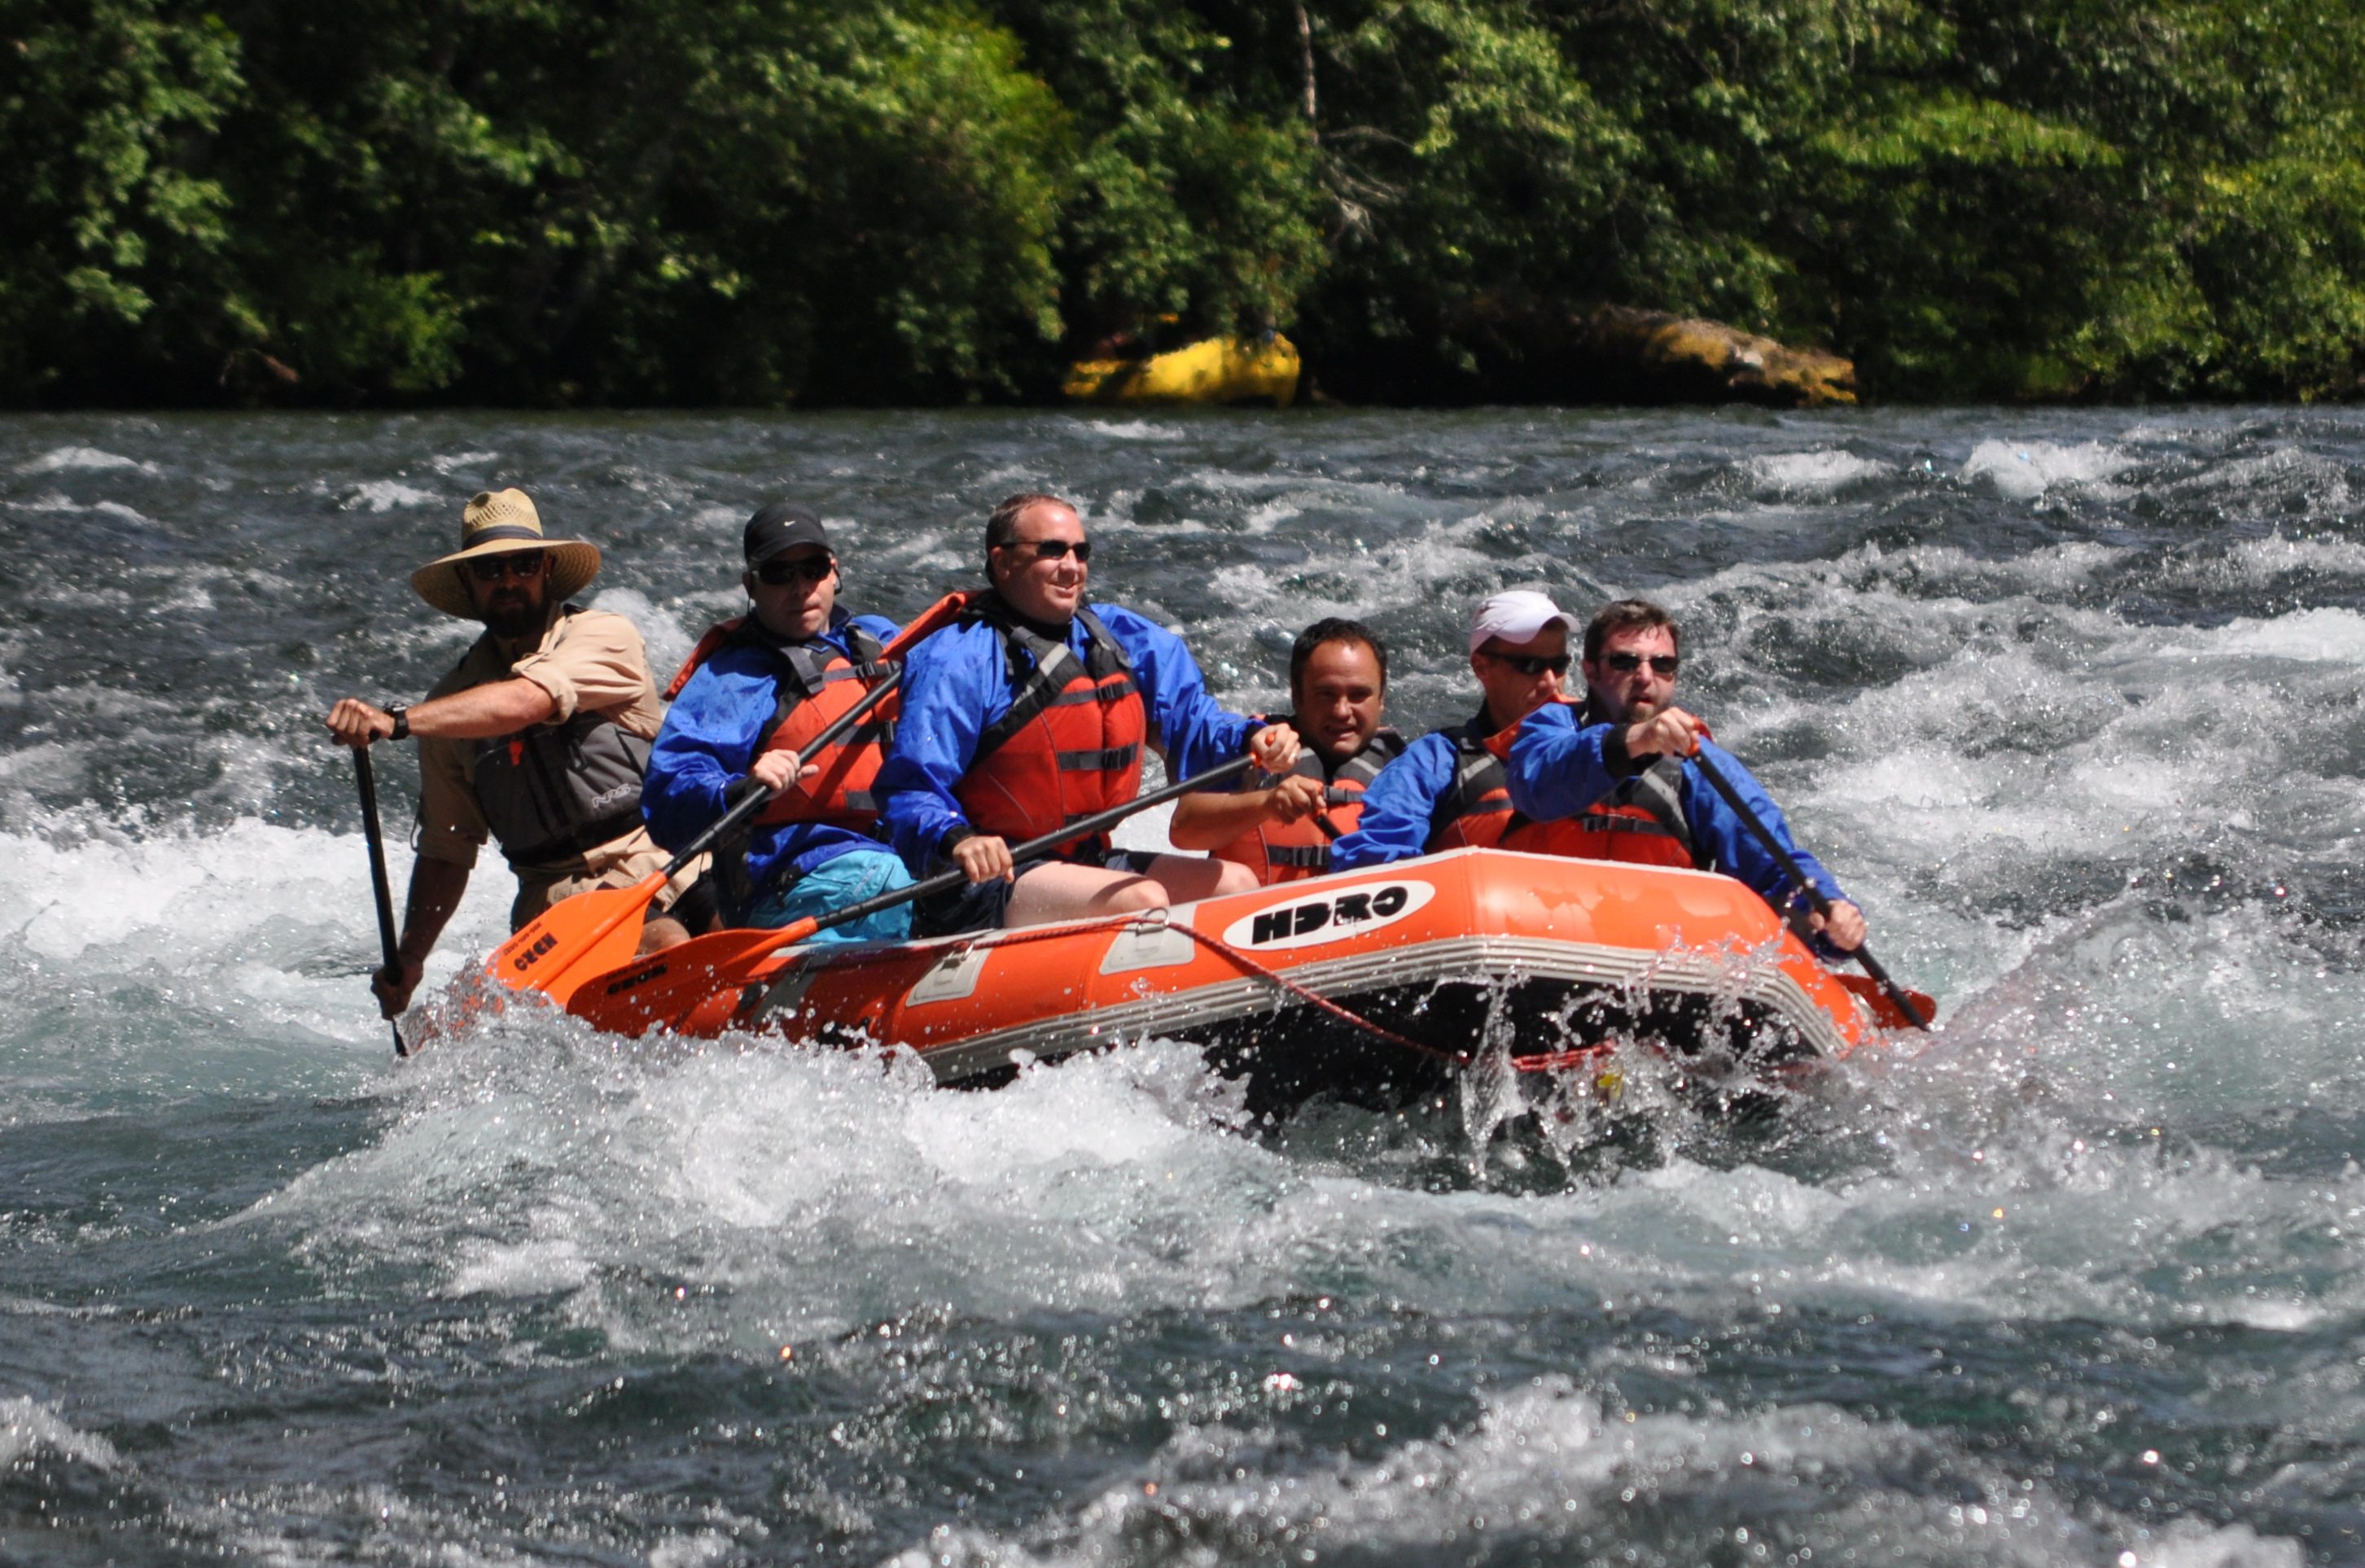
[1,0,2361,403]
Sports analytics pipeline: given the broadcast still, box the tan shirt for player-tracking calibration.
[415,604,665,873]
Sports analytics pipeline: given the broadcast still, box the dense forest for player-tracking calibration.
[5,0,2363,406]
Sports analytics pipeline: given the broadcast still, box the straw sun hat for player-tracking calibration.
[409,489,602,618]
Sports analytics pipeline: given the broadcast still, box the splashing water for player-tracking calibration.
[0,406,2358,1565]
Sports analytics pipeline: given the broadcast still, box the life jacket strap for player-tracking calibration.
[1054,743,1141,772]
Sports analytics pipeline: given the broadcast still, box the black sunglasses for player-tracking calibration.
[752,555,835,586]
[1005,538,1091,563]
[467,552,545,582]
[1483,651,1571,677]
[1601,652,1680,676]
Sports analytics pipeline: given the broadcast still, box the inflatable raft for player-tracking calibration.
[564,849,1923,1115]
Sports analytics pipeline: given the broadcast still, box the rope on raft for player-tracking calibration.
[974,912,1471,1067]
[777,908,1623,1076]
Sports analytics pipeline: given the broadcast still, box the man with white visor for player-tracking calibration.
[1330,589,1582,868]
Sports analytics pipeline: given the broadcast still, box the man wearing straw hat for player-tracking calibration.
[325,488,699,1018]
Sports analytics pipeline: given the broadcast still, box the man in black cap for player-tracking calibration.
[641,506,915,940]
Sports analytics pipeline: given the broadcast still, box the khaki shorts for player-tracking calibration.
[508,827,706,932]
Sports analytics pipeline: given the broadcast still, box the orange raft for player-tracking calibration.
[565,848,1925,1113]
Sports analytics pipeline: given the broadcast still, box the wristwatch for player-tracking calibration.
[387,705,409,742]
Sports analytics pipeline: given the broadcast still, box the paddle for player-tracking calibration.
[569,752,1261,1033]
[490,589,973,1001]
[349,743,408,1057]
[1686,742,1930,1031]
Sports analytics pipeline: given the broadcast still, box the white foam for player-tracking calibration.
[1745,450,1885,495]
[7,492,151,523]
[1960,439,2135,499]
[2166,606,2365,664]
[341,480,436,512]
[0,1396,119,1469]
[1071,418,1185,441]
[14,445,157,476]
[428,450,497,475]
[893,1382,2228,1568]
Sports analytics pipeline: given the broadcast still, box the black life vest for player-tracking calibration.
[473,612,654,866]
[1213,726,1406,884]
[953,597,1145,859]
[1422,710,1592,857]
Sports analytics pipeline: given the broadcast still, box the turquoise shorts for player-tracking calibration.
[744,848,915,946]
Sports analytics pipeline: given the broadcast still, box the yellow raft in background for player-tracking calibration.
[1064,335,1300,409]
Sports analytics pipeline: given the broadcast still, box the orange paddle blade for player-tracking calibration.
[488,870,670,1003]
[567,918,817,1036]
[1833,972,1936,1030]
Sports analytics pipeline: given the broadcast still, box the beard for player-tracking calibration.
[479,587,548,641]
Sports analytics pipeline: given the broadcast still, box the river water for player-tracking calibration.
[0,405,2358,1566]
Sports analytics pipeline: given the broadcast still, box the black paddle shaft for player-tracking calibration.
[1686,744,1930,1031]
[663,664,908,877]
[794,754,1258,942]
[350,745,409,1056]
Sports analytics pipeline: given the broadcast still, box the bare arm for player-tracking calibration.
[371,856,471,1017]
[326,678,559,747]
[1168,775,1326,849]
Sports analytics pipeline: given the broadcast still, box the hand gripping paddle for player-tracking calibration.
[1685,742,1931,1031]
[567,753,1260,1037]
[488,590,974,1006]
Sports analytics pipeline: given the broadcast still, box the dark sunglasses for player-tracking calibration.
[467,552,545,582]
[1005,538,1091,564]
[752,555,835,586]
[1601,652,1681,676]
[1483,651,1571,677]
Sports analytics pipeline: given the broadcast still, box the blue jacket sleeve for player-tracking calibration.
[641,655,769,854]
[1682,741,1848,914]
[1330,732,1457,870]
[1096,605,1260,780]
[876,620,1005,869]
[1504,702,1631,823]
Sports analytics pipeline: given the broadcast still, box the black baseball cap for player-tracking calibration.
[744,503,831,565]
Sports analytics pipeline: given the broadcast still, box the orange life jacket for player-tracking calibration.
[667,611,896,831]
[954,600,1145,858]
[1213,727,1406,884]
[1557,756,1700,869]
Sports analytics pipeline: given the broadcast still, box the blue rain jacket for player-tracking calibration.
[1505,700,1850,926]
[877,598,1261,869]
[642,609,903,903]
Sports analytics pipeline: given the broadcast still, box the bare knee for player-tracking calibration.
[1210,860,1261,896]
[637,917,692,954]
[1105,878,1169,913]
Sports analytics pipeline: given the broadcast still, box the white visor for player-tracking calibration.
[1468,589,1580,653]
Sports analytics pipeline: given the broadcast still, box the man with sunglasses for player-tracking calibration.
[1503,598,1868,953]
[324,489,699,1020]
[877,493,1299,932]
[641,506,915,942]
[1330,589,1587,870]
